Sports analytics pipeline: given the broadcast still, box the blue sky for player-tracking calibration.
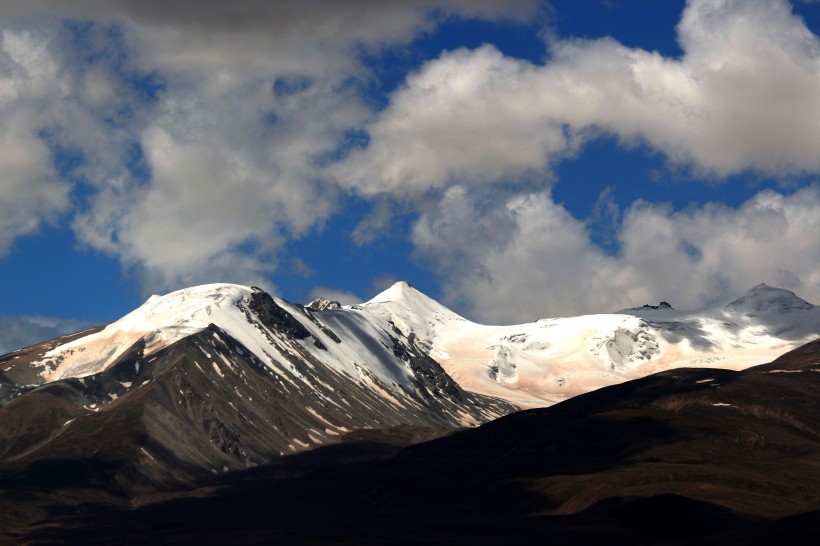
[1,0,820,346]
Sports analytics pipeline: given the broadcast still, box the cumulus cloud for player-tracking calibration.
[413,185,820,323]
[413,186,614,322]
[0,30,73,253]
[0,1,536,43]
[1,0,819,315]
[72,73,360,290]
[0,20,166,253]
[341,0,820,194]
[0,0,536,292]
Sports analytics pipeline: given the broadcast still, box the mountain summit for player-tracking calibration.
[370,282,820,408]
[0,280,819,542]
[363,281,466,352]
[1,281,818,488]
[724,283,814,315]
[0,284,513,490]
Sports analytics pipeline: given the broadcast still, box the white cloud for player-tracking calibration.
[338,46,579,194]
[413,186,615,323]
[2,0,819,316]
[0,30,70,253]
[70,51,387,290]
[341,0,820,194]
[0,0,536,292]
[0,125,68,253]
[0,23,162,254]
[413,185,820,323]
[615,187,820,309]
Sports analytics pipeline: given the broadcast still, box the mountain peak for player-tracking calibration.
[367,281,420,304]
[724,284,814,315]
[306,298,342,311]
[366,281,463,318]
[28,283,258,382]
[629,301,675,312]
[364,281,466,345]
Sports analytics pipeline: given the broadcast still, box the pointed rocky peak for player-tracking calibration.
[632,301,675,312]
[724,284,814,315]
[306,298,342,311]
[367,281,421,304]
[366,282,463,319]
[617,299,678,318]
[363,281,467,342]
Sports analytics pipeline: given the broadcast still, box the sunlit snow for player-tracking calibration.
[28,281,820,410]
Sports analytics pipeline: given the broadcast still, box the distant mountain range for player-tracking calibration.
[371,281,820,407]
[1,281,818,543]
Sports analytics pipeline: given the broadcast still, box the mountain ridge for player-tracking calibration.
[368,281,820,407]
[1,281,818,543]
[6,336,818,545]
[0,284,516,493]
[3,281,819,409]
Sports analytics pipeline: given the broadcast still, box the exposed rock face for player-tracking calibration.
[306,298,342,311]
[0,286,515,493]
[634,301,674,311]
[6,338,820,545]
[2,280,819,502]
[247,288,313,341]
[601,326,661,370]
[0,326,106,402]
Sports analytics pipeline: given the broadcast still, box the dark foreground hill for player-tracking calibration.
[3,339,819,545]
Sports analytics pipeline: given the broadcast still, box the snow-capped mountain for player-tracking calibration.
[365,282,820,408]
[8,338,819,544]
[0,284,513,489]
[1,281,818,489]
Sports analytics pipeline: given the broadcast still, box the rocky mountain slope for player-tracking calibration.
[1,281,818,543]
[5,281,817,412]
[0,281,817,496]
[0,284,513,493]
[6,338,818,545]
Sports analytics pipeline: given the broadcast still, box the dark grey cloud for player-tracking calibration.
[0,1,537,42]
